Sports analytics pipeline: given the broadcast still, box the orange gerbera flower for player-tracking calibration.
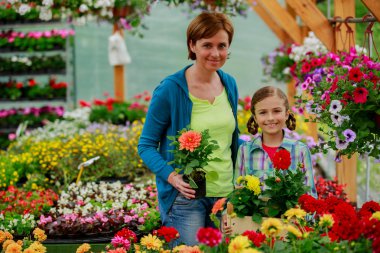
[212,198,226,214]
[178,130,202,152]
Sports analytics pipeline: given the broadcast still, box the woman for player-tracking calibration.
[138,12,239,246]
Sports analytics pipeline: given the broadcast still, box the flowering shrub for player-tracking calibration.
[294,48,380,158]
[0,185,58,215]
[173,0,249,17]
[0,228,48,253]
[168,128,220,189]
[0,54,66,74]
[0,105,64,129]
[38,181,159,238]
[228,149,310,222]
[315,177,349,202]
[261,43,294,82]
[0,29,75,52]
[81,91,150,125]
[0,78,67,101]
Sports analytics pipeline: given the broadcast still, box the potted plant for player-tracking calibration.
[224,149,310,234]
[168,128,220,198]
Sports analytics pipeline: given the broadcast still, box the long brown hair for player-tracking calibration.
[247,86,296,135]
[186,12,234,60]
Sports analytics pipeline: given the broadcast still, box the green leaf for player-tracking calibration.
[189,178,198,189]
[252,213,262,223]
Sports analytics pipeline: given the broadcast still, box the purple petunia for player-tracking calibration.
[343,129,356,143]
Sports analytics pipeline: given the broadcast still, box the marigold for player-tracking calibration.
[0,231,5,243]
[284,208,307,220]
[76,243,91,253]
[319,214,334,228]
[23,249,35,253]
[107,248,127,253]
[4,242,22,253]
[33,228,47,242]
[245,175,261,195]
[29,241,46,253]
[4,232,13,240]
[140,234,163,250]
[178,130,202,152]
[2,240,15,251]
[228,235,251,253]
[260,218,284,237]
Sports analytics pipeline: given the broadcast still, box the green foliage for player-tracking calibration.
[89,102,146,125]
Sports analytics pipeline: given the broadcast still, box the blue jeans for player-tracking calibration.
[160,193,220,246]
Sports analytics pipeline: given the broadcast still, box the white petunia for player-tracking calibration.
[42,0,53,6]
[39,7,52,21]
[329,100,342,114]
[18,4,31,15]
[331,113,344,127]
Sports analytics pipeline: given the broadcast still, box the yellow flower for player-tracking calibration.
[319,214,334,228]
[172,245,202,253]
[28,241,46,253]
[140,234,163,250]
[4,242,22,253]
[237,176,244,184]
[33,228,47,242]
[284,208,307,220]
[371,211,380,221]
[228,235,251,253]
[261,218,284,237]
[285,224,302,238]
[245,175,261,195]
[241,249,262,253]
[76,243,91,253]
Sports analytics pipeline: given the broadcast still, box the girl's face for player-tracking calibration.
[190,29,229,71]
[254,95,289,136]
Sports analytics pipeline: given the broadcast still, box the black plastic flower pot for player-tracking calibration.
[183,171,206,199]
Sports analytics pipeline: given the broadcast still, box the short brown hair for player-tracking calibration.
[186,12,234,60]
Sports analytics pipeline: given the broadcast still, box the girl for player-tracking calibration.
[235,86,317,198]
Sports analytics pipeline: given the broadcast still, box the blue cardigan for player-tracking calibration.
[138,65,240,214]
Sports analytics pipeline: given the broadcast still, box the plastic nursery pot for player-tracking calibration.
[183,171,206,198]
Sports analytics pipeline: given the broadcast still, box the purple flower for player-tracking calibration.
[343,129,356,143]
[335,137,349,150]
[313,73,322,83]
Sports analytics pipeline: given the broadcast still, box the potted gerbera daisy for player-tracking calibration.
[168,128,220,198]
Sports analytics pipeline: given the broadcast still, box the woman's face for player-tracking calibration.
[189,29,229,71]
[254,95,289,136]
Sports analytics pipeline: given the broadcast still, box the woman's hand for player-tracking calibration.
[168,172,196,199]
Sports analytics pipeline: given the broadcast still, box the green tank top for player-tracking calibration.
[189,88,235,197]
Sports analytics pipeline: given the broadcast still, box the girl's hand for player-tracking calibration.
[168,172,196,199]
[222,215,232,235]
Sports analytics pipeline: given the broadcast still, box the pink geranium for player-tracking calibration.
[178,130,202,152]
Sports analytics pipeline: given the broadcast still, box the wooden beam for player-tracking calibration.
[257,0,303,44]
[248,0,293,44]
[361,0,380,22]
[286,0,334,51]
[113,23,126,101]
[334,0,356,52]
[334,0,357,204]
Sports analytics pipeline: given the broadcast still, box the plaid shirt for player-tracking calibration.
[235,134,318,198]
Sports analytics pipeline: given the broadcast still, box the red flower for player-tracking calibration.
[272,149,291,170]
[79,100,91,107]
[242,230,266,247]
[358,201,380,219]
[155,226,179,243]
[15,82,23,89]
[353,87,368,104]
[348,67,363,82]
[301,62,311,74]
[93,99,105,106]
[28,79,37,87]
[115,228,137,243]
[196,227,222,247]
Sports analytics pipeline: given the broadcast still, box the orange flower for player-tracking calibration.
[212,198,226,214]
[4,242,21,253]
[178,130,202,152]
